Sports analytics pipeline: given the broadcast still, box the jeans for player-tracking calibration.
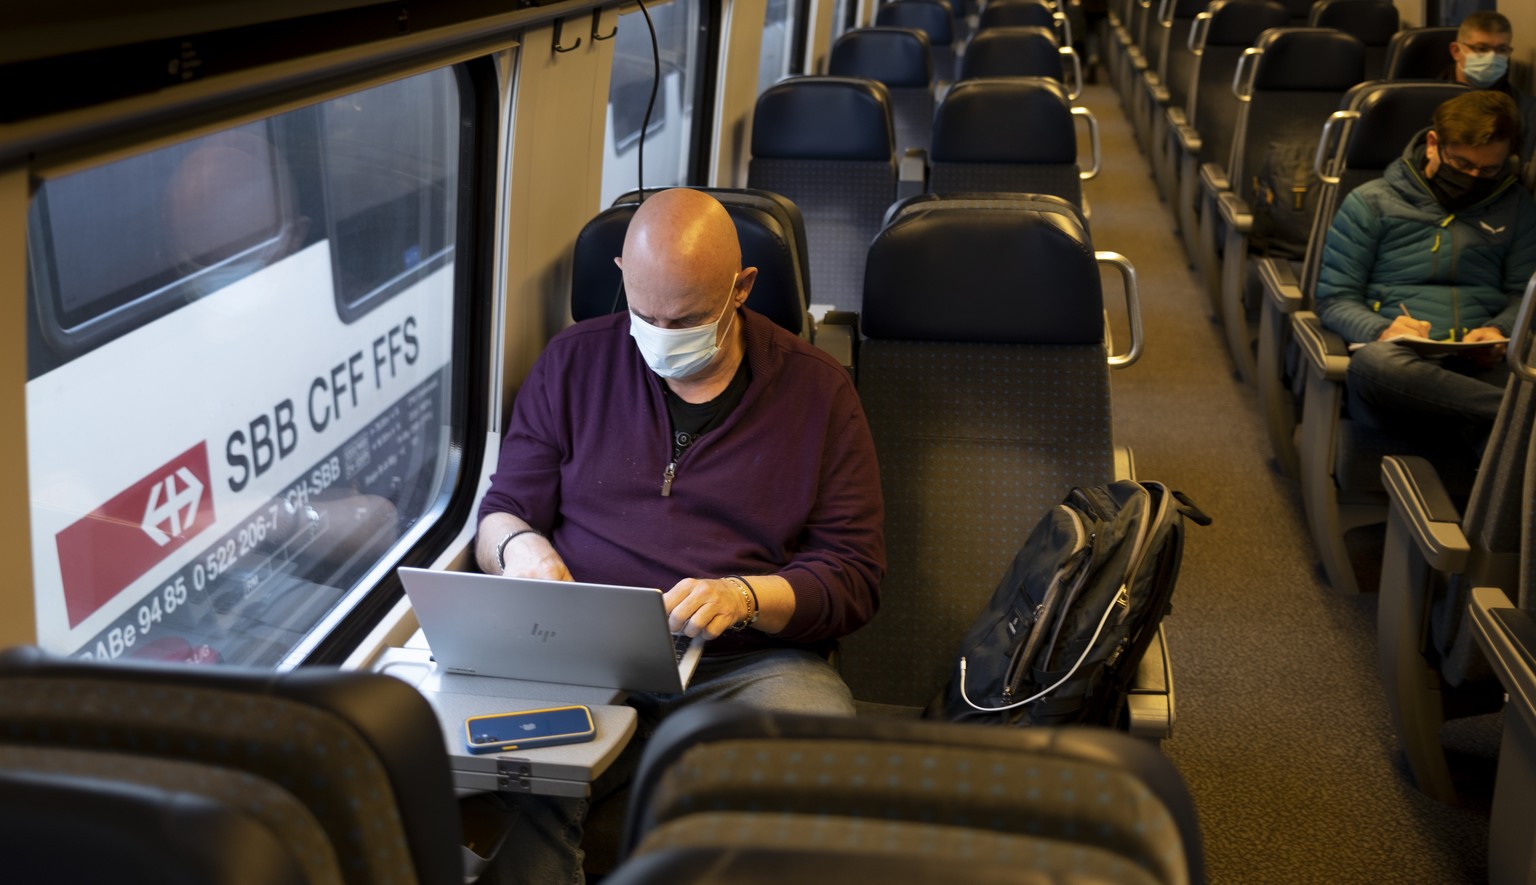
[484,647,855,885]
[1346,340,1510,456]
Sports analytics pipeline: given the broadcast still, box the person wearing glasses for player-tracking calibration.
[1315,90,1536,462]
[1443,11,1535,187]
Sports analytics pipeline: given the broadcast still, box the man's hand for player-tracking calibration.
[1378,306,1431,341]
[500,533,573,582]
[663,578,751,640]
[1461,326,1508,369]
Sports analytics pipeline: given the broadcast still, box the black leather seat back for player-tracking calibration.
[1383,26,1456,80]
[958,26,1068,83]
[829,27,936,156]
[748,77,896,312]
[1160,0,1213,113]
[876,0,959,81]
[928,78,1083,207]
[1308,0,1400,78]
[977,0,1062,38]
[1186,0,1291,167]
[571,188,812,336]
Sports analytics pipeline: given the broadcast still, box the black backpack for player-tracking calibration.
[929,481,1210,727]
[1248,140,1321,261]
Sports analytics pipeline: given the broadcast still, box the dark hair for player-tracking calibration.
[1433,89,1521,155]
[1458,11,1512,40]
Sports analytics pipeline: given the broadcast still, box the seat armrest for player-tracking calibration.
[1126,625,1173,740]
[1150,82,1170,104]
[815,310,859,375]
[898,148,927,201]
[1173,122,1200,154]
[1292,311,1350,382]
[1257,256,1303,315]
[1380,455,1470,573]
[1470,587,1536,719]
[1165,106,1187,130]
[1141,70,1162,89]
[1198,161,1229,198]
[1114,445,1136,482]
[1215,191,1251,233]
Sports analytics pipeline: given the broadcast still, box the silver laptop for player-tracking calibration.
[397,567,705,693]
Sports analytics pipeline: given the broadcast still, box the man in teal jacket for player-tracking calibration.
[1315,89,1536,455]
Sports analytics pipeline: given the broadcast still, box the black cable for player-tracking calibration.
[612,0,662,315]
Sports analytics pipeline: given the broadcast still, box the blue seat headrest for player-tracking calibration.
[977,0,1057,31]
[875,0,956,46]
[1205,0,1290,46]
[571,189,808,335]
[752,77,894,161]
[863,201,1102,344]
[931,77,1076,164]
[829,28,933,88]
[958,27,1063,81]
[1309,0,1398,45]
[1252,28,1364,91]
[1339,81,1468,169]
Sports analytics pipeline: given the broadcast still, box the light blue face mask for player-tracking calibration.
[628,274,739,379]
[1462,51,1509,88]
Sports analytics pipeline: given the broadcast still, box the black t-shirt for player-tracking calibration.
[666,359,750,462]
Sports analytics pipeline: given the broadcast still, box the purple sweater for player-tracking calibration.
[478,308,885,655]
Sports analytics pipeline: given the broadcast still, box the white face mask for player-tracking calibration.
[1462,50,1509,88]
[628,274,739,379]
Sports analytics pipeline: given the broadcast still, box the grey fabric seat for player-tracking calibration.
[0,645,466,885]
[748,76,897,313]
[836,197,1123,715]
[1202,27,1364,382]
[1143,0,1210,203]
[570,187,813,337]
[1256,81,1467,478]
[1169,0,1291,272]
[828,27,936,158]
[927,77,1095,211]
[614,704,1206,885]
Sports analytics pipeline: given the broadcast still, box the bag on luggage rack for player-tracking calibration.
[928,480,1210,727]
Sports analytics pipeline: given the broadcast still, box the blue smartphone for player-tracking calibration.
[464,705,596,754]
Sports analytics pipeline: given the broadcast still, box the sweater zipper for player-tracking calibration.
[661,461,675,496]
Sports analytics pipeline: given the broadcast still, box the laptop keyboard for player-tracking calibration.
[672,633,693,664]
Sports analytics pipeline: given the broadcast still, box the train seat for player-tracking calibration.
[1376,272,1536,804]
[1203,27,1364,383]
[1108,0,1153,113]
[612,704,1207,885]
[1141,0,1210,204]
[976,0,1072,46]
[1383,26,1457,80]
[0,645,468,885]
[1308,0,1400,79]
[875,0,960,83]
[1169,0,1290,273]
[570,187,814,339]
[828,27,936,159]
[925,78,1098,213]
[835,196,1158,729]
[956,25,1084,100]
[1467,353,1536,882]
[0,748,326,885]
[1255,80,1467,477]
[747,76,898,315]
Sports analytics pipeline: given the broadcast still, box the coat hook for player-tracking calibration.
[592,8,617,41]
[553,17,582,53]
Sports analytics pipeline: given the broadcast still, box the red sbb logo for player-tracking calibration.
[56,444,217,628]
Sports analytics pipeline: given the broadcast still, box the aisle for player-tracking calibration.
[1075,82,1497,884]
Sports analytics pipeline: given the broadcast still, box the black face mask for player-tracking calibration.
[1429,162,1504,211]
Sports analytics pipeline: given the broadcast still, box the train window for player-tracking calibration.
[602,0,704,205]
[757,0,801,92]
[831,0,858,40]
[25,66,469,668]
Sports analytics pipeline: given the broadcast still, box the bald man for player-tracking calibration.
[473,189,884,883]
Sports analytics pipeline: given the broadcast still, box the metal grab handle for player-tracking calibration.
[1231,47,1261,100]
[1157,0,1175,26]
[1313,110,1356,186]
[1510,273,1536,382]
[1061,47,1084,101]
[1074,106,1101,179]
[1053,11,1074,47]
[1189,11,1211,53]
[1099,251,1144,368]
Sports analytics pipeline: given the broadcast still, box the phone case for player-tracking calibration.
[463,705,596,754]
